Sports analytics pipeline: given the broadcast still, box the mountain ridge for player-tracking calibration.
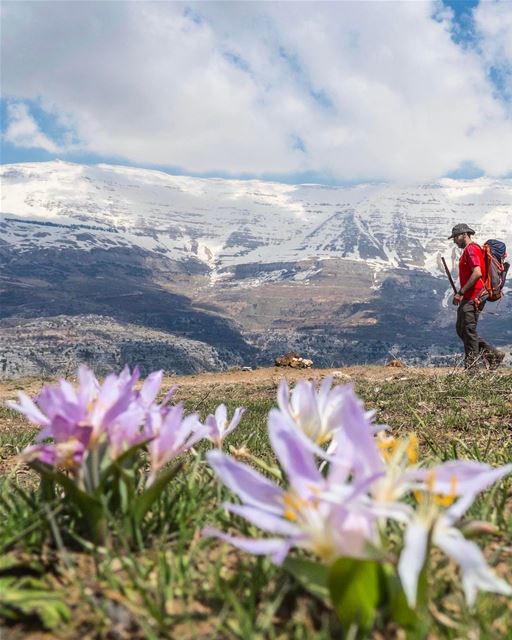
[3,160,511,275]
[1,161,511,377]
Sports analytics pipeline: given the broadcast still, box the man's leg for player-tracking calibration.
[455,304,468,365]
[459,300,480,369]
[456,305,464,341]
[473,302,505,369]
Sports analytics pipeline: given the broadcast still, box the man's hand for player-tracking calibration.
[452,293,463,306]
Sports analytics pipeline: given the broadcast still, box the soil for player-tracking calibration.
[0,365,472,405]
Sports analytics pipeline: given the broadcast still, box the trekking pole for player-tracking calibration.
[441,257,457,294]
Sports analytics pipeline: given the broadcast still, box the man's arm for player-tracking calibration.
[453,266,482,304]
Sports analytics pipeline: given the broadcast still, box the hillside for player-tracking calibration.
[1,161,511,376]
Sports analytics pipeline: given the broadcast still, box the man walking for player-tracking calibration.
[448,223,504,370]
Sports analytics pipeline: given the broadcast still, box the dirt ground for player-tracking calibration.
[2,364,508,404]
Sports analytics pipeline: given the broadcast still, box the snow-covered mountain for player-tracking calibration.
[2,161,511,278]
[1,161,511,377]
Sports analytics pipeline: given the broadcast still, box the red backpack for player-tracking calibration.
[477,239,510,303]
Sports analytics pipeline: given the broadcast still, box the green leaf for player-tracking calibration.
[378,563,429,638]
[32,463,106,544]
[0,576,70,629]
[382,566,419,629]
[132,461,184,525]
[328,557,381,632]
[0,554,44,575]
[39,473,56,502]
[98,439,150,489]
[283,557,330,603]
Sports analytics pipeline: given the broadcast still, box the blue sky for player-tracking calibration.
[442,0,479,42]
[1,0,511,184]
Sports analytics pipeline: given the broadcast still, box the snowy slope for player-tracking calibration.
[1,161,511,280]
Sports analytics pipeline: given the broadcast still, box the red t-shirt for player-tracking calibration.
[459,243,485,300]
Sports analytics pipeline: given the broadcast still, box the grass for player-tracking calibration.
[0,368,511,639]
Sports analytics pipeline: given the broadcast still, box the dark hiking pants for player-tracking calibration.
[456,299,497,368]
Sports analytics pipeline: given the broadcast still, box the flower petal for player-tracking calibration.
[292,381,322,439]
[139,371,163,407]
[410,460,492,492]
[334,389,383,479]
[225,407,245,437]
[160,385,178,406]
[101,379,138,427]
[434,524,512,608]
[277,379,291,416]
[77,365,99,406]
[223,502,299,536]
[268,409,323,494]
[206,450,283,513]
[7,393,50,426]
[214,404,227,427]
[202,528,293,564]
[398,520,429,608]
[445,463,512,523]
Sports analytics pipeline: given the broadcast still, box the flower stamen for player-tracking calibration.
[406,433,418,465]
[377,435,399,462]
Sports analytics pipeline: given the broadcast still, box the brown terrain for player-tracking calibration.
[0,365,458,406]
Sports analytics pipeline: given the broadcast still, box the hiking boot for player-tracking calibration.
[487,351,505,370]
[464,352,483,370]
[464,364,482,377]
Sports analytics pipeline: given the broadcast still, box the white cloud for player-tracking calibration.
[3,102,60,152]
[474,0,512,102]
[1,0,512,182]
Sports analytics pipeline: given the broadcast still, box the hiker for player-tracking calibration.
[448,223,504,370]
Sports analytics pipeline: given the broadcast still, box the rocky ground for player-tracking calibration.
[2,363,510,405]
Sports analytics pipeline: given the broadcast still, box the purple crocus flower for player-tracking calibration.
[205,405,245,448]
[146,403,209,486]
[8,365,161,467]
[106,370,171,458]
[328,387,386,483]
[107,403,148,459]
[85,366,141,444]
[398,461,512,608]
[137,370,177,409]
[9,365,140,443]
[204,407,384,564]
[276,376,347,446]
[21,439,88,471]
[8,367,96,438]
[327,404,512,607]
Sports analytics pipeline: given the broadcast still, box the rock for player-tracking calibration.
[274,352,313,368]
[386,359,405,368]
[331,370,352,381]
[241,366,252,372]
[274,351,300,367]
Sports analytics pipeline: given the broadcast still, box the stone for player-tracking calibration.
[274,352,313,368]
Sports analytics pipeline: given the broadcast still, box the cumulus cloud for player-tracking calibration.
[3,102,60,152]
[1,0,511,182]
[474,0,512,103]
